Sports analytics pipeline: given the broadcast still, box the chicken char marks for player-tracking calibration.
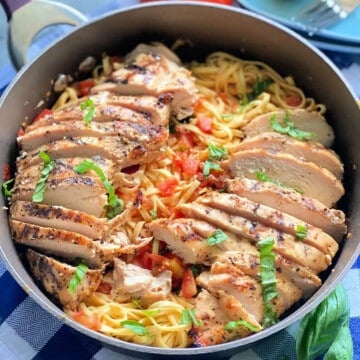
[10,43,198,311]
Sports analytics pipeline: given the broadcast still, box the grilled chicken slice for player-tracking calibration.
[26,249,103,311]
[180,203,332,273]
[226,178,346,241]
[192,290,258,346]
[243,109,334,147]
[92,50,197,120]
[16,136,165,172]
[19,118,168,152]
[111,258,172,306]
[197,192,339,257]
[223,149,344,207]
[10,220,122,267]
[10,200,105,239]
[234,132,343,179]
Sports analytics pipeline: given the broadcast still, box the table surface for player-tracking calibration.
[0,1,359,359]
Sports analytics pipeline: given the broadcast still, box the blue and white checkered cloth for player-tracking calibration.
[0,1,359,359]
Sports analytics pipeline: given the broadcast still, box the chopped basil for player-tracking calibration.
[258,237,278,328]
[141,309,162,317]
[256,171,303,194]
[150,209,157,221]
[270,112,314,141]
[203,160,222,177]
[68,263,88,295]
[295,224,308,240]
[2,178,14,197]
[245,78,273,103]
[80,98,95,127]
[225,320,261,333]
[180,308,202,326]
[208,144,228,161]
[74,159,124,219]
[206,229,228,246]
[121,320,149,336]
[32,151,56,202]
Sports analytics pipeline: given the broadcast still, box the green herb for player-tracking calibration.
[2,178,14,197]
[270,112,314,141]
[256,171,287,189]
[258,237,278,328]
[141,309,162,317]
[245,78,273,103]
[206,229,228,246]
[74,159,124,219]
[295,224,308,240]
[208,144,228,161]
[203,160,222,177]
[80,98,95,127]
[180,308,202,326]
[225,320,261,333]
[32,151,56,202]
[296,284,353,360]
[150,209,157,221]
[121,320,149,336]
[68,263,88,295]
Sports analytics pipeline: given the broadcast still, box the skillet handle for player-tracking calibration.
[1,0,87,69]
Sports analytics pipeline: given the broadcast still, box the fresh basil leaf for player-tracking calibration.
[295,224,308,240]
[203,160,222,177]
[180,309,201,326]
[206,229,228,246]
[68,263,88,295]
[258,237,278,328]
[2,178,14,197]
[296,284,352,360]
[74,159,124,219]
[225,320,261,332]
[323,321,353,360]
[245,78,273,103]
[121,320,148,336]
[80,98,95,127]
[208,144,228,161]
[32,150,56,202]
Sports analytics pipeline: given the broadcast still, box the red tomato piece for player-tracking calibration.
[79,79,95,97]
[33,108,52,123]
[2,163,11,180]
[181,268,197,299]
[157,177,179,197]
[197,115,212,133]
[72,311,101,331]
[286,94,302,107]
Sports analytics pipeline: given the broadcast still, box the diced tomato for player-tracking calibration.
[17,127,25,137]
[166,253,186,279]
[157,177,179,197]
[181,268,197,299]
[78,79,95,97]
[177,127,196,150]
[33,108,52,123]
[170,208,185,219]
[197,115,212,134]
[193,96,205,113]
[2,163,11,180]
[72,310,101,331]
[286,94,302,107]
[173,152,200,177]
[96,281,112,294]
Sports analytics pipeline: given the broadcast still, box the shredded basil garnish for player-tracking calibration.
[295,224,308,240]
[80,98,95,127]
[2,178,14,197]
[121,320,149,336]
[203,144,228,177]
[258,237,278,328]
[225,320,261,333]
[203,160,222,177]
[206,229,228,246]
[180,309,202,326]
[141,309,162,317]
[68,263,88,295]
[32,151,56,202]
[270,112,314,141]
[74,159,124,219]
[150,209,157,221]
[256,171,303,194]
[245,78,273,103]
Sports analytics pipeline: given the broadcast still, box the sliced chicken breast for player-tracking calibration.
[243,109,334,147]
[234,132,343,179]
[224,149,344,207]
[180,203,332,274]
[27,249,103,311]
[226,178,346,241]
[10,200,106,239]
[197,192,339,257]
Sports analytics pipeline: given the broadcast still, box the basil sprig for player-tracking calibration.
[270,112,314,141]
[32,150,56,202]
[206,229,228,246]
[74,159,124,219]
[296,284,353,360]
[68,263,88,295]
[80,98,95,127]
[258,237,278,328]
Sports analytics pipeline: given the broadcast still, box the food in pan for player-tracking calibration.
[4,42,346,348]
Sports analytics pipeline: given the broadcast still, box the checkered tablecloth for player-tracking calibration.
[0,1,359,359]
